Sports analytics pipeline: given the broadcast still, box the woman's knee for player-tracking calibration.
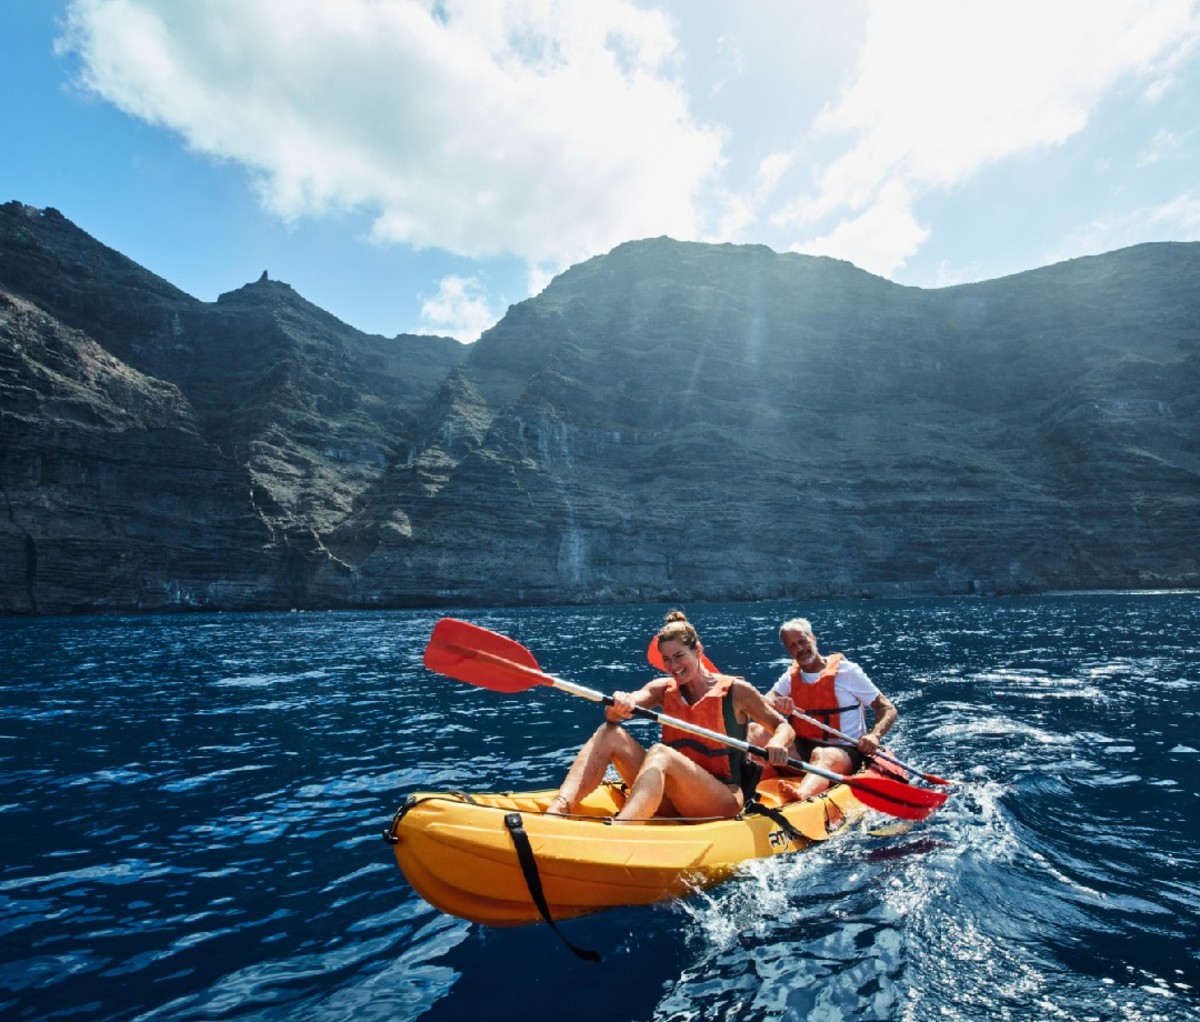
[591,722,645,763]
[640,743,678,771]
[590,720,627,744]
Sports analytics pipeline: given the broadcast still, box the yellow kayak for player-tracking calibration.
[385,776,871,927]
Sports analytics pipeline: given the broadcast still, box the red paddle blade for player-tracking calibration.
[645,637,720,673]
[871,750,954,787]
[423,618,549,693]
[845,774,949,820]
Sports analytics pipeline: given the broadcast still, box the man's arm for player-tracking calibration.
[858,693,897,756]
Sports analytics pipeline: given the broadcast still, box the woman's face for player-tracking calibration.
[658,639,701,685]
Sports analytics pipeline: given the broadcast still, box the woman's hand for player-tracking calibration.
[764,736,791,766]
[605,690,636,722]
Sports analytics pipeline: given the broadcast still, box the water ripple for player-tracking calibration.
[2,596,1199,1021]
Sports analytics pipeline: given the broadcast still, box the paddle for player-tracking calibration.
[425,618,947,821]
[789,710,954,786]
[647,639,952,787]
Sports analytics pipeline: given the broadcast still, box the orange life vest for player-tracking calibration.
[787,653,862,741]
[660,673,747,784]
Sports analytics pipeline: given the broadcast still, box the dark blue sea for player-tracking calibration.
[2,593,1198,1021]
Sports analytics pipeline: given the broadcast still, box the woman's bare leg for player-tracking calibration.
[549,722,646,813]
[616,744,742,820]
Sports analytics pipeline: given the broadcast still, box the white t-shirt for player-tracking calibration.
[770,657,880,744]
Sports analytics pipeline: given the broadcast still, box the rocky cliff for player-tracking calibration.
[2,201,1197,613]
[328,237,1200,605]
[1,202,466,612]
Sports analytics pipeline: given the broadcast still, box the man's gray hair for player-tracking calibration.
[779,617,814,639]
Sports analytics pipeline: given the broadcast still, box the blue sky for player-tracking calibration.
[4,1,1199,342]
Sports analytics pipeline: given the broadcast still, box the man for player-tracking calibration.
[751,616,897,799]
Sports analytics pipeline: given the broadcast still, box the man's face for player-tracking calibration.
[781,627,817,664]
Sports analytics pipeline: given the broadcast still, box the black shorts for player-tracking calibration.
[795,737,865,774]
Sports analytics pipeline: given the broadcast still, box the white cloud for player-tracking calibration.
[418,274,496,342]
[51,0,1200,313]
[525,264,555,299]
[932,258,984,289]
[1150,191,1200,231]
[789,182,929,278]
[60,0,723,274]
[1136,127,1185,166]
[708,193,754,242]
[1049,189,1200,261]
[755,152,792,195]
[711,34,745,95]
[774,0,1200,271]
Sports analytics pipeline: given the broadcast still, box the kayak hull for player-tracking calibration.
[386,777,872,926]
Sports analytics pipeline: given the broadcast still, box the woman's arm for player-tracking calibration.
[604,677,670,723]
[733,680,794,765]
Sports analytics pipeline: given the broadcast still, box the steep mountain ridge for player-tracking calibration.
[0,286,282,613]
[325,238,1198,605]
[1,202,466,611]
[2,202,1196,613]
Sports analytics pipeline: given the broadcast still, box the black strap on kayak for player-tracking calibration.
[503,812,600,963]
[743,801,806,847]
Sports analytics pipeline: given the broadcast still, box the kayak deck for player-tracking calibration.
[386,778,870,926]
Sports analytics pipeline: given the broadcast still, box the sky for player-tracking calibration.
[3,0,1199,343]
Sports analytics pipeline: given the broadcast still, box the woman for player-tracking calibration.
[546,610,794,820]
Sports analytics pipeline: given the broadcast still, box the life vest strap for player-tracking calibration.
[665,736,735,761]
[797,703,862,719]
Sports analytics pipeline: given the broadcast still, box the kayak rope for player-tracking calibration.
[382,792,476,844]
[504,812,601,963]
[383,794,428,844]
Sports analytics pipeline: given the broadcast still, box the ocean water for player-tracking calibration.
[1,593,1198,1022]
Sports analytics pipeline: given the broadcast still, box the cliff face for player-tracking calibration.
[0,287,283,613]
[2,201,1197,614]
[1,202,467,612]
[329,238,1200,604]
